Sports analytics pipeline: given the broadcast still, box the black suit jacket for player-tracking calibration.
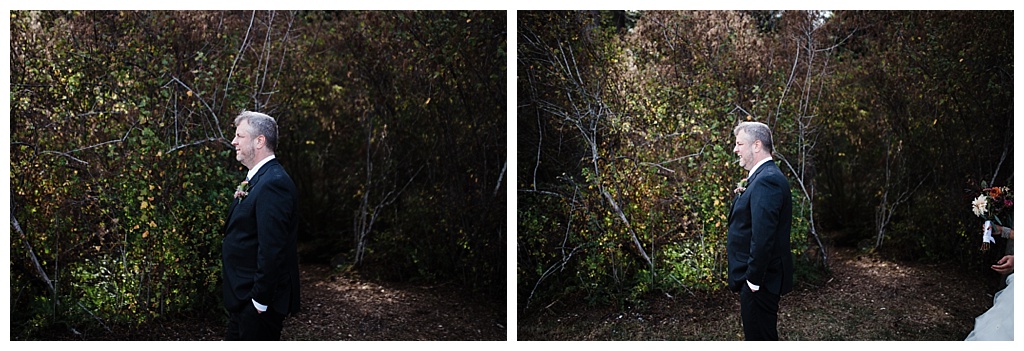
[726,160,794,296]
[222,159,301,315]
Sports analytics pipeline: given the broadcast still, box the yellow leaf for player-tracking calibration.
[140,201,149,210]
[149,221,157,228]
[142,230,149,238]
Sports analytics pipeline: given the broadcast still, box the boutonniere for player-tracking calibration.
[734,178,748,195]
[234,180,250,200]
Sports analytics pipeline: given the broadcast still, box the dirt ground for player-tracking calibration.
[23,245,1005,341]
[518,246,1006,341]
[32,263,507,341]
[283,264,507,341]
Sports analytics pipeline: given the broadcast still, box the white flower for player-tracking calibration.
[972,194,988,217]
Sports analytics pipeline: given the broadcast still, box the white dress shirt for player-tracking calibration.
[246,154,276,181]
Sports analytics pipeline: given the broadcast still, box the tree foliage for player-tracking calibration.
[10,10,506,339]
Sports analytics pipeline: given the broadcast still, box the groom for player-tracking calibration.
[222,111,301,340]
[727,121,794,341]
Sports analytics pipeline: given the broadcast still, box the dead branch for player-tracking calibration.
[11,206,111,332]
[494,159,507,198]
[528,24,655,273]
[165,136,232,154]
[225,11,256,99]
[525,184,583,312]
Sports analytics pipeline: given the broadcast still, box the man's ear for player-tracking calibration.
[752,139,763,153]
[255,135,266,149]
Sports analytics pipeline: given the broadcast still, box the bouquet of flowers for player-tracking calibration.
[971,182,1013,250]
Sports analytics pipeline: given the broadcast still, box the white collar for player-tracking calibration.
[747,156,773,179]
[247,154,276,181]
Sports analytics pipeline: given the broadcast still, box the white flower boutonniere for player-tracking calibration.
[234,180,250,200]
[734,178,748,195]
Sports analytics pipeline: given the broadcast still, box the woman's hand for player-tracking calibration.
[991,255,1014,274]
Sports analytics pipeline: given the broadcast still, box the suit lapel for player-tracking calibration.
[224,159,279,233]
[729,160,775,224]
[729,194,737,224]
[224,184,241,234]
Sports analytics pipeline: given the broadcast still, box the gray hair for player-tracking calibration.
[235,110,279,152]
[733,121,774,154]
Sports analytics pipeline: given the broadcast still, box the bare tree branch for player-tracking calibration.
[225,11,256,100]
[263,11,295,110]
[526,21,656,274]
[11,205,111,332]
[14,121,138,166]
[39,150,90,165]
[494,159,507,198]
[989,114,1012,186]
[165,137,232,154]
[524,184,583,312]
[164,76,225,140]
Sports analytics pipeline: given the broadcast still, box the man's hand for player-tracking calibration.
[991,255,1014,274]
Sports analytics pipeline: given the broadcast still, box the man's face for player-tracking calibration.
[733,130,757,171]
[232,120,259,169]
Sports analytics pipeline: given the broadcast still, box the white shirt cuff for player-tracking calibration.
[747,280,760,291]
[252,299,268,312]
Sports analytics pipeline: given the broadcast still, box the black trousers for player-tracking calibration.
[739,284,781,341]
[226,303,286,341]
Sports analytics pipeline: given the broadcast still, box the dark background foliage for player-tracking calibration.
[9,10,506,339]
[517,10,1011,313]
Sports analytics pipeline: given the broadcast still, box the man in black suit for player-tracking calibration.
[727,121,794,341]
[222,111,300,340]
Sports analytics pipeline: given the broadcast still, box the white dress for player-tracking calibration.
[966,273,1014,340]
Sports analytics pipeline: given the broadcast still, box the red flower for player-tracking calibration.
[988,187,1003,199]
